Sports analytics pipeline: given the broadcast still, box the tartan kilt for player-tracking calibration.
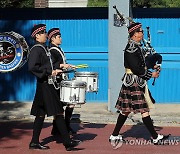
[115,83,149,114]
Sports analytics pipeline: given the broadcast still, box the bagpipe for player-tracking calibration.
[113,5,162,85]
[142,27,162,85]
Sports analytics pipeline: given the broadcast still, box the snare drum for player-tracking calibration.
[60,80,87,105]
[74,72,98,92]
[0,31,29,73]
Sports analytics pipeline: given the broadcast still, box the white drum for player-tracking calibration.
[60,80,87,105]
[74,72,98,92]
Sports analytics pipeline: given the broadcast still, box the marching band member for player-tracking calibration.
[109,22,169,148]
[47,28,77,136]
[28,24,80,151]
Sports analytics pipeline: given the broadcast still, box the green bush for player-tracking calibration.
[88,0,108,7]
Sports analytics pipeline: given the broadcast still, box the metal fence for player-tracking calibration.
[0,8,180,103]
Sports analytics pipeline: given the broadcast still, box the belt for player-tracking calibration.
[125,68,133,74]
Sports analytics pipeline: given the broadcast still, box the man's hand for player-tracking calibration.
[52,69,62,76]
[60,64,76,69]
[152,71,159,78]
[154,65,161,71]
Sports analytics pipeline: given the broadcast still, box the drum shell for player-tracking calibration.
[60,80,87,105]
[74,72,98,92]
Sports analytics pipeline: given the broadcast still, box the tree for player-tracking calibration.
[88,0,180,8]
[132,0,180,8]
[0,0,34,8]
[0,0,179,8]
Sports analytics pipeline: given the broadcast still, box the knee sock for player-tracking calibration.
[142,115,158,139]
[31,116,45,143]
[112,113,128,136]
[65,107,74,130]
[55,115,71,145]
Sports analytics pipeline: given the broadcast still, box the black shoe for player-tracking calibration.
[29,142,50,150]
[65,140,81,151]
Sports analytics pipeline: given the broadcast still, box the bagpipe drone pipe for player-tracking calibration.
[113,5,162,85]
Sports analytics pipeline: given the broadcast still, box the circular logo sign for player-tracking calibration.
[0,33,23,73]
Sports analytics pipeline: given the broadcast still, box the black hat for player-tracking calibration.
[31,24,46,37]
[47,28,60,40]
[128,22,142,34]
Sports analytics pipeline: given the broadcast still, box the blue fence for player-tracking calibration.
[0,8,180,103]
[0,8,108,102]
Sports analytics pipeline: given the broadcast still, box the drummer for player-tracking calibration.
[47,28,77,136]
[28,24,80,151]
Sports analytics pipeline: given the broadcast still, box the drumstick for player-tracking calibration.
[76,64,89,68]
[62,64,88,73]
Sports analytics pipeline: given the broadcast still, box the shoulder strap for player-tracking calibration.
[49,46,69,80]
[31,44,53,71]
[49,47,66,64]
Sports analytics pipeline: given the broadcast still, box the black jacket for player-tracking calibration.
[124,39,152,80]
[28,42,52,82]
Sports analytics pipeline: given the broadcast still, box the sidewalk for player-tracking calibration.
[0,101,180,126]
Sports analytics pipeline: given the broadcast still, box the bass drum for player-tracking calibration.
[0,31,29,73]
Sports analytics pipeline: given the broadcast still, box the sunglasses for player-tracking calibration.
[136,30,144,33]
[38,30,47,34]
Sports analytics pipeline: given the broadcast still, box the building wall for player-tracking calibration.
[35,0,48,8]
[48,0,88,7]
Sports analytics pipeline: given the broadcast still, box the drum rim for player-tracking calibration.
[61,80,87,87]
[75,71,98,76]
[62,101,86,105]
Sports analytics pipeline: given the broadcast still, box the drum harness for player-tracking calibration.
[31,44,60,90]
[49,47,69,79]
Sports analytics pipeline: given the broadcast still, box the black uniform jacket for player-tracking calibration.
[49,44,67,82]
[28,42,64,116]
[49,44,64,70]
[123,39,152,88]
[28,42,52,82]
[124,39,152,80]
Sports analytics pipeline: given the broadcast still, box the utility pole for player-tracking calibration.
[108,0,130,112]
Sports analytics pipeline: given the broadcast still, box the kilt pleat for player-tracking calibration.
[115,83,149,114]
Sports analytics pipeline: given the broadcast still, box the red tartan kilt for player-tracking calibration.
[115,83,149,114]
